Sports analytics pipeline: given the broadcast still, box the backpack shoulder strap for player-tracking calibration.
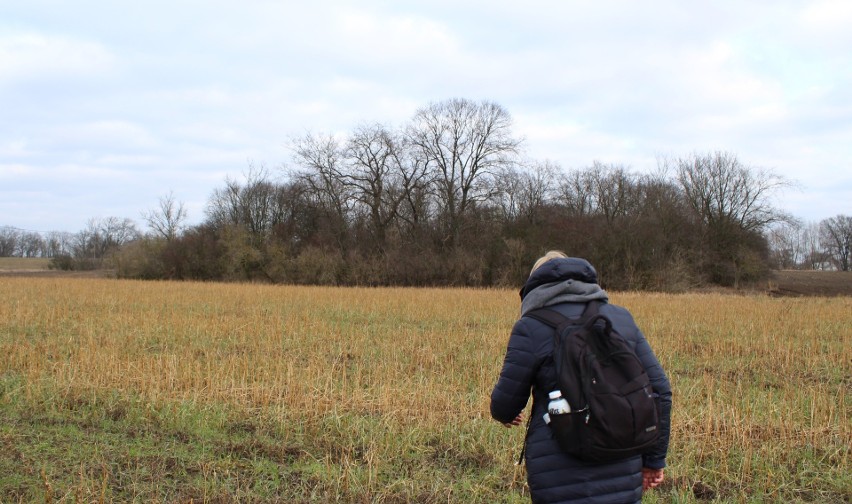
[524,308,568,328]
[527,301,603,329]
[581,300,603,318]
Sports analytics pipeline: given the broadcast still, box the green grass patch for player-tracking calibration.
[5,374,846,503]
[0,375,532,503]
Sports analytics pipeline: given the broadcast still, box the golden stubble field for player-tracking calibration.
[1,277,850,502]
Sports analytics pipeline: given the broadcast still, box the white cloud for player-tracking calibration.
[335,9,459,64]
[23,163,135,181]
[0,163,33,178]
[1,0,850,230]
[0,32,114,83]
[0,139,29,158]
[799,0,852,43]
[49,121,160,150]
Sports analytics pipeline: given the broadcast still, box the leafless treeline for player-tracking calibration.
[3,99,848,287]
[114,99,798,288]
[1,217,139,267]
[767,215,852,272]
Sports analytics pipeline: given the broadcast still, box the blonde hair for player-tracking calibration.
[530,250,568,276]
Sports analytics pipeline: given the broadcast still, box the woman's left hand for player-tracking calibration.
[502,413,524,428]
[642,468,664,490]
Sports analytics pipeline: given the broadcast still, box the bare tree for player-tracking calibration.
[290,133,354,248]
[493,166,525,221]
[407,98,521,246]
[801,221,830,270]
[72,217,140,265]
[100,217,140,251]
[292,133,350,216]
[558,168,596,217]
[495,160,559,222]
[673,151,790,232]
[343,123,429,249]
[820,214,852,271]
[44,231,73,257]
[395,167,435,237]
[142,192,188,241]
[635,170,691,235]
[586,162,640,225]
[240,167,284,239]
[0,226,18,256]
[657,151,791,284]
[18,231,44,257]
[520,160,559,221]
[766,221,805,269]
[205,166,290,250]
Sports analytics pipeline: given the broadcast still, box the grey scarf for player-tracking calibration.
[520,279,609,316]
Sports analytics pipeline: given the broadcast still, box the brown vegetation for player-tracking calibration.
[768,270,852,297]
[0,278,849,502]
[5,104,810,290]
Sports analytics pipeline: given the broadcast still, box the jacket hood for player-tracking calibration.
[519,257,599,300]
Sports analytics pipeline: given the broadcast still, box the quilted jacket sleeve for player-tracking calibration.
[604,304,672,470]
[490,318,541,424]
[632,328,672,470]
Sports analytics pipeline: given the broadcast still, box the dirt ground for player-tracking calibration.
[0,258,114,278]
[767,270,852,297]
[0,269,113,279]
[1,260,849,296]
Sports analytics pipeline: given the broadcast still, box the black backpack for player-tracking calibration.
[525,300,660,462]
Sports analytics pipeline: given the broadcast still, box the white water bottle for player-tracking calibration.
[547,390,571,416]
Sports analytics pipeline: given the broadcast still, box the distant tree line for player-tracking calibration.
[766,215,852,272]
[1,217,139,268]
[3,99,849,287]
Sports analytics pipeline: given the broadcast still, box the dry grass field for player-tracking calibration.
[0,257,51,271]
[0,277,850,503]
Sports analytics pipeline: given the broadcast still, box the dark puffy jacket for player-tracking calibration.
[491,259,672,504]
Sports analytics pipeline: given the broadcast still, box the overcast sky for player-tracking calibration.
[2,0,850,233]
